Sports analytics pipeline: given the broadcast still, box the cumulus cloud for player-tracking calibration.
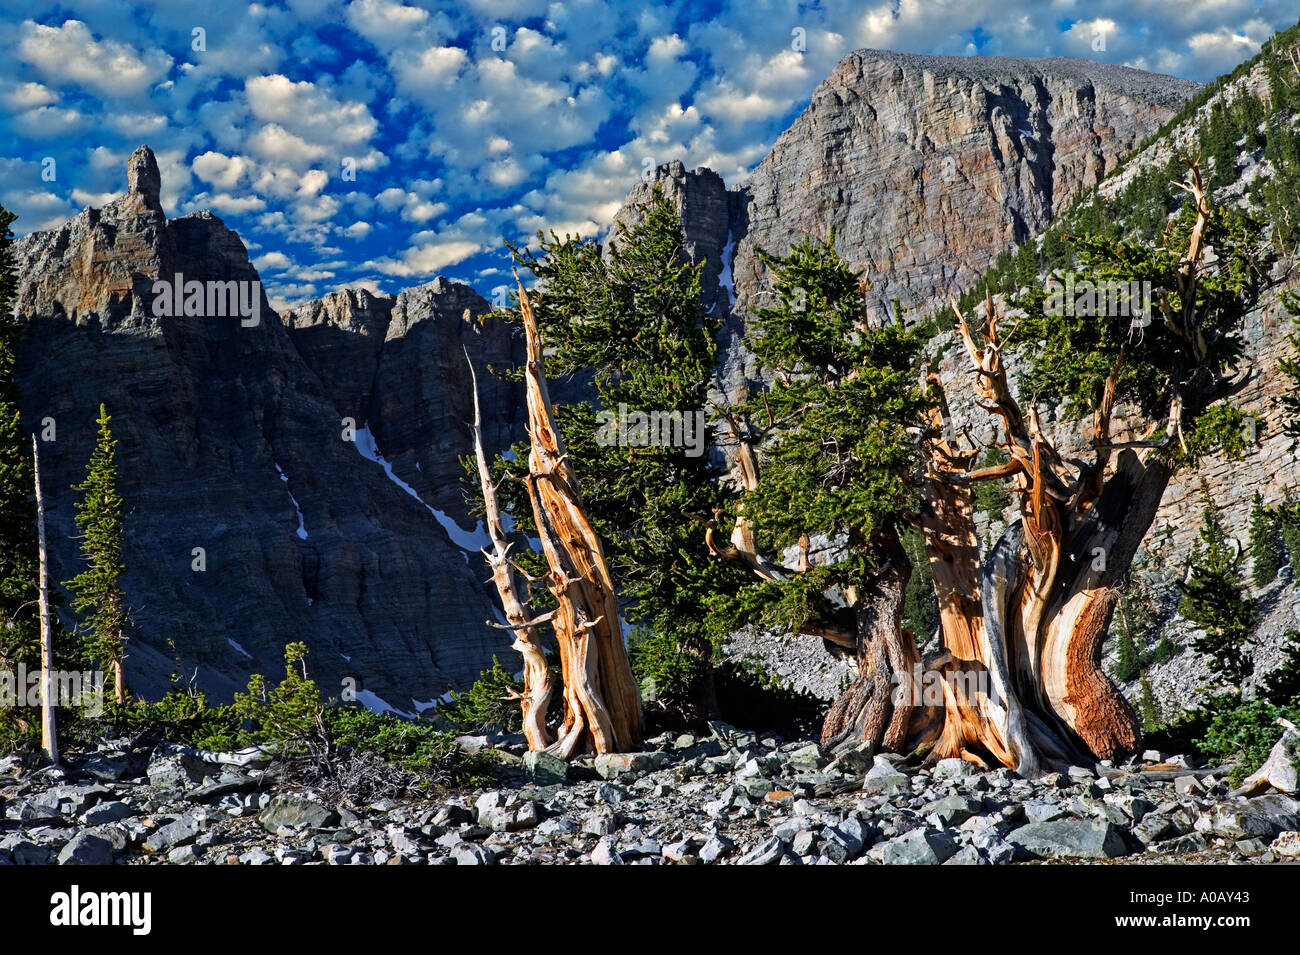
[3,0,1297,304]
[17,19,172,98]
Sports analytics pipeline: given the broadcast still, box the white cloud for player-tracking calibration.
[17,19,172,98]
[0,81,57,111]
[254,251,293,271]
[193,151,249,190]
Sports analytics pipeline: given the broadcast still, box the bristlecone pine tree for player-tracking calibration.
[489,192,752,722]
[467,280,641,758]
[65,404,130,704]
[1179,502,1256,685]
[714,161,1268,773]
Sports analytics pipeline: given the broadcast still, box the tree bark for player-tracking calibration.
[516,281,641,758]
[32,436,58,765]
[820,533,927,756]
[466,351,554,751]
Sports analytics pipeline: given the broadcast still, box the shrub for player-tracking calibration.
[91,689,239,752]
[1138,675,1163,732]
[233,641,327,752]
[629,628,710,727]
[437,656,525,733]
[1178,504,1256,684]
[324,705,497,786]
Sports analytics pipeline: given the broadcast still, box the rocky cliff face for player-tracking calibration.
[618,51,1198,398]
[15,147,523,710]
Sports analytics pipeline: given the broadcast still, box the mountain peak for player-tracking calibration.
[124,144,162,214]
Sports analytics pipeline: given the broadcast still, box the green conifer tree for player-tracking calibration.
[65,404,130,704]
[1178,503,1256,685]
[1138,675,1163,732]
[0,203,41,746]
[1248,491,1280,586]
[485,190,751,722]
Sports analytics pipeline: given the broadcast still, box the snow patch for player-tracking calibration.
[274,463,308,540]
[718,231,736,302]
[228,639,253,659]
[353,689,416,719]
[413,691,454,713]
[352,425,491,562]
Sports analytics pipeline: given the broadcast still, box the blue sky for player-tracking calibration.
[2,1,1296,309]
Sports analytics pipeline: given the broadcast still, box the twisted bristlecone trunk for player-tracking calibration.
[822,300,1170,770]
[470,282,641,758]
[466,352,554,752]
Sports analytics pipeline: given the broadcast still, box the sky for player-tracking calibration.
[1,0,1297,310]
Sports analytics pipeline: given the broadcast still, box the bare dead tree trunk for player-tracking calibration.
[32,436,58,765]
[465,351,555,751]
[515,281,641,758]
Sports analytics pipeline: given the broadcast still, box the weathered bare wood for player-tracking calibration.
[466,350,554,752]
[32,435,58,765]
[515,280,641,758]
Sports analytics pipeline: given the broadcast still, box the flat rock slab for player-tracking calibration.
[1008,819,1130,859]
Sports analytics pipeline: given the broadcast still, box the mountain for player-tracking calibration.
[616,51,1199,398]
[14,147,524,710]
[9,50,1219,709]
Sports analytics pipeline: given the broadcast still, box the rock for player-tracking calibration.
[1159,833,1208,854]
[147,752,208,790]
[1023,800,1070,824]
[34,784,111,816]
[1132,815,1180,845]
[325,844,355,865]
[1270,831,1300,857]
[82,801,137,825]
[861,757,908,795]
[699,834,735,863]
[143,816,202,854]
[970,831,1015,865]
[738,837,785,865]
[10,841,54,865]
[258,794,338,833]
[523,750,568,785]
[933,758,976,780]
[786,744,826,771]
[1233,724,1299,796]
[1007,820,1130,860]
[943,846,987,865]
[58,832,114,866]
[591,837,623,865]
[1194,795,1300,839]
[79,752,132,783]
[1175,775,1206,796]
[480,800,542,833]
[791,830,819,857]
[168,845,201,864]
[593,752,665,780]
[923,795,983,827]
[825,743,876,776]
[868,828,959,865]
[1142,750,1164,763]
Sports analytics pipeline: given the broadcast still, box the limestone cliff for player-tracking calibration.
[15,147,523,710]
